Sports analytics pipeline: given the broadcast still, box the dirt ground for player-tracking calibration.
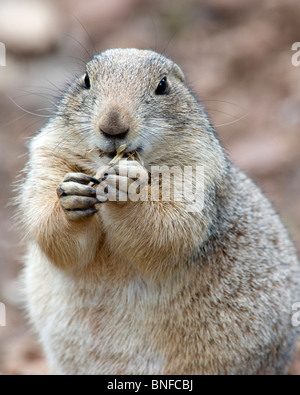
[0,0,299,375]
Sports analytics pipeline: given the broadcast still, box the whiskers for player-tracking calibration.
[48,116,94,159]
[199,98,249,128]
[3,14,97,144]
[6,95,54,119]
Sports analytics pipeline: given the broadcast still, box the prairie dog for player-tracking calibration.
[18,48,300,374]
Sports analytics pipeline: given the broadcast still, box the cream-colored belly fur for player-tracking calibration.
[24,243,171,375]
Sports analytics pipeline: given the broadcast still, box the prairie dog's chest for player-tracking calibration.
[26,258,168,374]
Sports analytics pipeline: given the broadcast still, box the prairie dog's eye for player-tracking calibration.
[83,73,91,89]
[155,77,168,95]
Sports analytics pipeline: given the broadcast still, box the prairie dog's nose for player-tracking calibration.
[99,109,130,138]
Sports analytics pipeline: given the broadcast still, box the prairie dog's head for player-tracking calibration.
[58,48,223,168]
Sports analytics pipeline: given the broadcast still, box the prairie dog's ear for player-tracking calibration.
[172,63,185,83]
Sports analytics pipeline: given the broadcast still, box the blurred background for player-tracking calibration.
[0,0,299,375]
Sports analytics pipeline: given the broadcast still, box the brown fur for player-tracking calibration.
[18,49,300,374]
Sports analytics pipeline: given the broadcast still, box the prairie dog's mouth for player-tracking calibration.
[103,151,116,160]
[99,144,127,161]
[99,145,143,165]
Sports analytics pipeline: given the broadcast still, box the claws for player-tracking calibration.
[57,182,96,198]
[93,160,149,203]
[58,162,148,217]
[57,185,67,198]
[63,173,100,185]
[88,177,101,185]
[58,172,101,220]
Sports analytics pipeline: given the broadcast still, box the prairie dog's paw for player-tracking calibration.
[57,173,102,220]
[95,159,149,203]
